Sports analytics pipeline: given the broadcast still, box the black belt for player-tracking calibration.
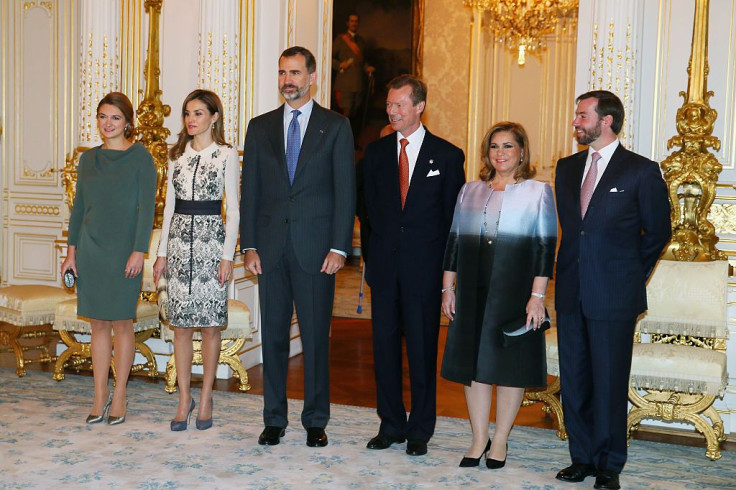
[174,199,221,215]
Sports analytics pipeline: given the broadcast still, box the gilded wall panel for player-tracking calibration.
[13,232,58,281]
[2,0,76,285]
[18,2,56,186]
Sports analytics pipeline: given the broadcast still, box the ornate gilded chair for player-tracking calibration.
[523,326,567,440]
[627,260,729,460]
[0,285,74,376]
[162,299,254,393]
[51,229,162,380]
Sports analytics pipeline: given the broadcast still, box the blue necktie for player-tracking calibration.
[286,109,301,185]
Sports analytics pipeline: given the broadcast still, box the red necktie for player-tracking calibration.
[580,151,601,217]
[399,138,409,209]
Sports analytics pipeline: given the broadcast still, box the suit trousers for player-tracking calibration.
[371,277,441,442]
[557,303,636,473]
[258,235,335,430]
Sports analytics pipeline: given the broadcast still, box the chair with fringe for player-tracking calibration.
[627,259,729,460]
[0,285,74,376]
[51,229,162,381]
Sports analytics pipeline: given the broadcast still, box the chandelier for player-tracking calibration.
[465,0,579,65]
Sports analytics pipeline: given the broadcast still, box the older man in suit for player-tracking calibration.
[362,75,465,456]
[554,90,670,489]
[240,46,356,448]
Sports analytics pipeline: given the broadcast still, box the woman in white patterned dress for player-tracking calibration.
[153,89,240,431]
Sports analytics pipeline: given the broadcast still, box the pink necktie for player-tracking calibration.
[580,152,601,217]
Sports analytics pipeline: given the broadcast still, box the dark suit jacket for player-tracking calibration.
[554,145,671,320]
[240,102,356,274]
[363,130,465,291]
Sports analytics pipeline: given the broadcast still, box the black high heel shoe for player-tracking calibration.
[459,439,491,467]
[195,398,213,430]
[170,398,195,431]
[486,442,508,469]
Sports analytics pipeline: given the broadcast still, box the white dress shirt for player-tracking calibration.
[283,98,314,152]
[580,139,620,191]
[396,123,426,182]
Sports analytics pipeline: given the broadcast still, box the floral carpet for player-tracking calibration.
[1,369,734,489]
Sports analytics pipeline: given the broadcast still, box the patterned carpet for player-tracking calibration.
[1,369,734,488]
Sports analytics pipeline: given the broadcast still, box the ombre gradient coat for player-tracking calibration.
[441,179,557,387]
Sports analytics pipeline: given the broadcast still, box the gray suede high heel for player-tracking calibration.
[170,398,195,431]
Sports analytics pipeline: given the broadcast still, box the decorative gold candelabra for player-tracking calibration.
[136,0,171,227]
[464,0,578,65]
[660,0,725,262]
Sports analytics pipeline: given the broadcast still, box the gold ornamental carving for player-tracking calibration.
[61,147,89,209]
[164,338,252,394]
[137,0,171,228]
[660,0,725,262]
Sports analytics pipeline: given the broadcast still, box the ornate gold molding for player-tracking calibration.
[14,204,60,216]
[23,1,52,14]
[136,0,170,228]
[661,0,725,262]
[411,0,425,78]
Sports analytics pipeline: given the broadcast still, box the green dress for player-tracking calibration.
[68,143,156,320]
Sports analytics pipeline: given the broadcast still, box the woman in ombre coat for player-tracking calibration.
[440,121,557,469]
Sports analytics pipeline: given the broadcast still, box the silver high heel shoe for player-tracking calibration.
[86,392,113,424]
[107,400,128,426]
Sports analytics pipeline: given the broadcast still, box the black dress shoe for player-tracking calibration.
[306,427,328,447]
[406,439,427,456]
[258,426,285,445]
[366,432,405,450]
[594,470,620,489]
[555,463,597,482]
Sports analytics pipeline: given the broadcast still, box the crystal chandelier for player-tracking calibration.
[465,0,579,65]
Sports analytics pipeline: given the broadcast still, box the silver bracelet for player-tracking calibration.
[530,291,545,299]
[441,286,455,293]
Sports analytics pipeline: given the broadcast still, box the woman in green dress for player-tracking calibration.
[60,92,156,425]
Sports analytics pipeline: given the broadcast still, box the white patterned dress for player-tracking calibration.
[157,141,240,327]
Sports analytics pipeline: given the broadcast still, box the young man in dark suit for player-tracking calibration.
[362,74,465,456]
[554,90,671,489]
[240,46,356,448]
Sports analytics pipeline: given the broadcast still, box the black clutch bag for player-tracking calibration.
[63,269,76,289]
[501,310,550,347]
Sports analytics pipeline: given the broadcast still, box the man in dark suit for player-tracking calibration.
[362,75,465,456]
[240,46,356,448]
[554,90,671,489]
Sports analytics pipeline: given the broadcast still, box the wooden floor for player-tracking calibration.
[229,317,556,428]
[4,317,730,451]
